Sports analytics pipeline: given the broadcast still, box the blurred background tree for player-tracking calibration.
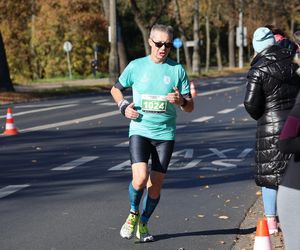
[0,0,299,85]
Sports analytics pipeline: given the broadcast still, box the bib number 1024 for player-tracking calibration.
[141,95,167,113]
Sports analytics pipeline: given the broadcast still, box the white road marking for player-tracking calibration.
[169,159,202,170]
[198,148,235,159]
[237,103,244,108]
[217,108,235,114]
[16,102,78,108]
[20,110,119,133]
[192,116,214,122]
[115,141,129,147]
[172,149,194,158]
[92,99,109,103]
[237,148,253,158]
[176,125,187,129]
[197,86,241,96]
[100,103,116,106]
[0,184,30,199]
[108,160,131,171]
[0,104,78,118]
[52,156,99,171]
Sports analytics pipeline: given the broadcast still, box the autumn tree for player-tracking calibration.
[172,0,192,72]
[128,0,172,55]
[32,0,108,79]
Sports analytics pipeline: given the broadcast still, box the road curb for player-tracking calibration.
[232,195,284,250]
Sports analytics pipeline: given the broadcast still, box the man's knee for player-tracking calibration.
[132,162,148,189]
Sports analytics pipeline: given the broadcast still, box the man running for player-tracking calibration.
[110,23,194,242]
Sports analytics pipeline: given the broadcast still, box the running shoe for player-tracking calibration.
[266,216,278,235]
[136,222,154,242]
[120,213,139,239]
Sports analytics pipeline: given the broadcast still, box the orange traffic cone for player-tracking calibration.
[253,218,272,250]
[3,107,19,135]
[190,81,197,97]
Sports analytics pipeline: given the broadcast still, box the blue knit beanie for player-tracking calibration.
[252,27,275,53]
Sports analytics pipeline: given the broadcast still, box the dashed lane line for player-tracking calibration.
[92,99,110,103]
[0,104,78,119]
[192,116,214,122]
[197,86,241,97]
[0,184,30,199]
[19,110,119,133]
[217,108,236,114]
[51,156,99,171]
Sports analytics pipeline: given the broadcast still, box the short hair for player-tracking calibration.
[150,24,174,40]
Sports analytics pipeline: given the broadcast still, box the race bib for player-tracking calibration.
[141,94,167,113]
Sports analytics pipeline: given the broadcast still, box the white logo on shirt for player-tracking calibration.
[140,74,149,83]
[164,76,171,84]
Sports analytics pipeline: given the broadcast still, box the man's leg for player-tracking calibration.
[136,171,165,242]
[120,162,149,239]
[141,171,165,223]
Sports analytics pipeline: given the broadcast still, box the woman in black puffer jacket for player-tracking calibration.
[244,27,300,235]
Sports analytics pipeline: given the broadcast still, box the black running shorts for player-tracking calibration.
[129,135,175,173]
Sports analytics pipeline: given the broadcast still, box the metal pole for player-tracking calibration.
[177,48,180,63]
[67,51,72,79]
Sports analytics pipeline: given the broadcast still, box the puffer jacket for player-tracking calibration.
[244,44,300,187]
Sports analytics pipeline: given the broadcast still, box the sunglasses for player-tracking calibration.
[151,39,173,49]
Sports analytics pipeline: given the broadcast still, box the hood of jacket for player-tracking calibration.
[251,45,297,82]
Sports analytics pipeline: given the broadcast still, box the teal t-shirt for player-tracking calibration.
[119,56,190,140]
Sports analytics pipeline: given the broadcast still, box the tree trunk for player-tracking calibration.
[192,0,201,75]
[173,0,191,72]
[103,0,127,73]
[215,29,223,71]
[129,0,171,56]
[117,18,128,73]
[108,0,119,84]
[228,18,235,68]
[134,20,151,55]
[215,3,222,71]
[205,13,210,73]
[0,31,14,91]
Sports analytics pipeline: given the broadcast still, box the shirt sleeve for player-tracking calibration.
[177,65,190,96]
[118,61,135,88]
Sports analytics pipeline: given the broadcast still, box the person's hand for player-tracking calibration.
[166,87,184,105]
[125,103,140,120]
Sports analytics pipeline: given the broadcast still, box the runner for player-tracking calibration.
[110,23,194,242]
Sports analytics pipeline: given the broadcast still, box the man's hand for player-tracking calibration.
[125,103,140,120]
[166,87,184,106]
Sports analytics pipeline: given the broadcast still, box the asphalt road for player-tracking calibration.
[0,73,260,250]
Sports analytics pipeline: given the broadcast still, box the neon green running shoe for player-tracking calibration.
[136,222,154,242]
[120,213,139,239]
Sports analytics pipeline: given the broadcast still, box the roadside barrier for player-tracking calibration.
[253,218,272,250]
[3,107,19,135]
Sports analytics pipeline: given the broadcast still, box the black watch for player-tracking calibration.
[180,98,187,107]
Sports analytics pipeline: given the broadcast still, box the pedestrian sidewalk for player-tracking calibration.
[14,78,110,92]
[232,195,284,249]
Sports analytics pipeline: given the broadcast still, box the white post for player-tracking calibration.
[238,0,244,68]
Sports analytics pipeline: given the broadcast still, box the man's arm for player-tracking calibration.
[110,85,125,106]
[166,87,194,112]
[110,85,139,119]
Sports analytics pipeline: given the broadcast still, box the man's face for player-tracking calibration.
[148,31,172,63]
